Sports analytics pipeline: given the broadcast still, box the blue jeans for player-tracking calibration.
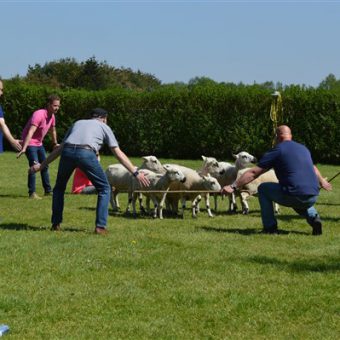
[52,146,110,228]
[26,145,52,194]
[258,182,319,230]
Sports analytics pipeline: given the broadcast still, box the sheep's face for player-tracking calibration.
[233,151,257,167]
[141,155,164,173]
[201,156,224,177]
[166,167,186,183]
[202,174,221,191]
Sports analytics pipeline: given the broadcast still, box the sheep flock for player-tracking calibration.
[105,153,278,219]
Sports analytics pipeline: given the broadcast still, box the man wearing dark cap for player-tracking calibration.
[30,108,150,234]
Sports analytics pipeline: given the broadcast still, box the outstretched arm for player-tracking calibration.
[30,143,63,173]
[222,166,267,194]
[17,124,37,158]
[111,146,150,187]
[314,165,332,191]
[0,118,22,151]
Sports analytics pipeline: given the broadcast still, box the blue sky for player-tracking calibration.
[1,1,339,86]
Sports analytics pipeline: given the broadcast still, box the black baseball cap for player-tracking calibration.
[90,108,108,118]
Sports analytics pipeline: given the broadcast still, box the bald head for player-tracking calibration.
[276,125,292,143]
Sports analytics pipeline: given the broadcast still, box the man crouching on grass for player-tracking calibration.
[30,108,149,235]
[222,125,332,235]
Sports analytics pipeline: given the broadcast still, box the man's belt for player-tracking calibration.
[64,144,95,152]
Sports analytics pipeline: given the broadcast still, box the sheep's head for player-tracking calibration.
[164,165,186,183]
[141,155,165,173]
[202,173,221,191]
[201,155,224,177]
[233,151,257,167]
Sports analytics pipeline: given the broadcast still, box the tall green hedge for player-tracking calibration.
[2,81,340,164]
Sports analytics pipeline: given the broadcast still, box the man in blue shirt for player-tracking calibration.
[222,125,332,235]
[0,79,22,153]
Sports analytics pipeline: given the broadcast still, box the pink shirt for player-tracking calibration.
[22,109,55,146]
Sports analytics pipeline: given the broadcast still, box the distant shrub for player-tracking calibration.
[2,81,339,164]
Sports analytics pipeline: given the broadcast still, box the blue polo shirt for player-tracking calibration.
[0,105,4,153]
[258,140,319,196]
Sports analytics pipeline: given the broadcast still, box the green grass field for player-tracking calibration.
[0,152,339,339]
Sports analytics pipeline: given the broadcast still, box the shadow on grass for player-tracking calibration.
[0,223,46,231]
[248,255,340,272]
[197,225,309,236]
[0,222,86,233]
[279,214,340,222]
[0,194,29,198]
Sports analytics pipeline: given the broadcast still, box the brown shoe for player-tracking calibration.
[95,227,108,235]
[51,224,61,231]
[29,192,42,200]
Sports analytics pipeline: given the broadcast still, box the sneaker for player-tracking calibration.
[51,223,61,231]
[29,192,42,200]
[310,216,322,236]
[95,227,108,235]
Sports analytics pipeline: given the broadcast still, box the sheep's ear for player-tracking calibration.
[142,156,148,161]
[232,153,237,159]
[203,173,211,180]
[163,164,170,171]
[201,155,207,161]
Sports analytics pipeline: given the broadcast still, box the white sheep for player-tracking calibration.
[164,164,221,218]
[200,152,257,213]
[105,155,165,212]
[129,165,186,219]
[235,168,279,214]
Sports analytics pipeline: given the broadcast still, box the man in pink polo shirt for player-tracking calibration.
[17,95,60,199]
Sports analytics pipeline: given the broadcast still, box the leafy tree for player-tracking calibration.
[24,57,161,91]
[318,73,340,93]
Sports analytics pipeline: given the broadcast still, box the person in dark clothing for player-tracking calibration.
[222,125,332,235]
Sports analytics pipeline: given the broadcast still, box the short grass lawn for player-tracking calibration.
[0,152,339,339]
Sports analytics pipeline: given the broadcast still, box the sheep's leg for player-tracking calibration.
[131,192,138,218]
[240,192,250,214]
[110,188,118,211]
[192,197,198,218]
[205,194,214,218]
[180,197,186,218]
[196,194,202,213]
[115,193,120,210]
[228,192,238,213]
[159,191,169,220]
[195,195,202,214]
[139,193,146,214]
[150,196,158,219]
[214,193,218,212]
[126,192,132,214]
[274,203,280,214]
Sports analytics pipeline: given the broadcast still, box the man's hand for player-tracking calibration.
[53,143,60,150]
[320,178,332,191]
[221,185,234,195]
[17,149,26,158]
[11,139,22,152]
[136,171,150,187]
[28,162,41,174]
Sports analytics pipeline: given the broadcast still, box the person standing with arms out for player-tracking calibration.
[17,94,60,199]
[30,108,150,235]
[0,79,22,152]
[222,125,332,235]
